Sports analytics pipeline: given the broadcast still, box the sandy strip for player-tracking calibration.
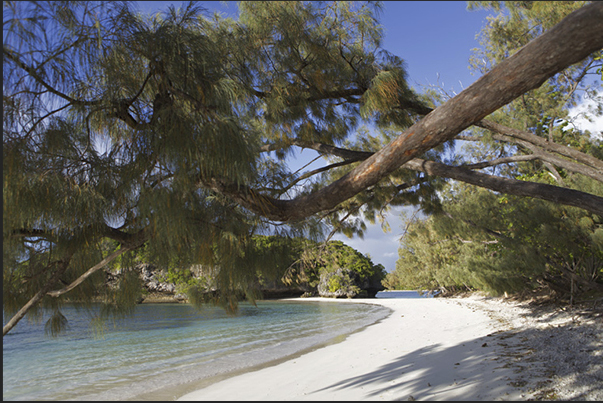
[177,296,536,401]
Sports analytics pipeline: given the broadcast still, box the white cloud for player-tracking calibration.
[567,90,603,140]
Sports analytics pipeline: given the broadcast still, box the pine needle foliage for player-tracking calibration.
[4,1,426,335]
[385,1,603,300]
[387,182,603,298]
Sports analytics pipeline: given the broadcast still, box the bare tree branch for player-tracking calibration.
[459,131,603,183]
[474,119,603,172]
[3,46,102,107]
[403,158,603,216]
[46,246,131,298]
[461,154,538,170]
[3,257,72,337]
[223,3,603,221]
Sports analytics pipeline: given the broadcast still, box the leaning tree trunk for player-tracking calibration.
[3,259,71,337]
[213,2,603,222]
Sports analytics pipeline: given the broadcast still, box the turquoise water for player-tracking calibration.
[3,300,390,401]
[377,290,437,298]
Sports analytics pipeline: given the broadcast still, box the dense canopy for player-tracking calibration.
[384,1,603,302]
[3,1,603,336]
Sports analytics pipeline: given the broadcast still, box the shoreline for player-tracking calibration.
[128,299,392,402]
[176,294,602,401]
[175,295,523,401]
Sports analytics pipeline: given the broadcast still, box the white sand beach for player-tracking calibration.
[177,294,602,401]
[179,296,603,401]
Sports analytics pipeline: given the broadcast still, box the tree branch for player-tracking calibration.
[461,154,538,170]
[404,158,603,216]
[460,131,603,183]
[474,119,603,172]
[275,159,360,196]
[232,3,603,221]
[3,46,102,107]
[3,257,72,337]
[46,246,131,298]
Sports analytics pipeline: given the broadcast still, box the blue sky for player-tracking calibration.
[332,1,494,272]
[136,1,492,92]
[131,1,497,271]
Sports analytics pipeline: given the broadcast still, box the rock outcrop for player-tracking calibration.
[108,259,384,303]
[105,264,187,303]
[137,264,190,302]
[316,267,384,298]
[138,264,177,294]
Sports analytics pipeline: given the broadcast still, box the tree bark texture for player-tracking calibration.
[232,2,603,222]
[403,159,603,216]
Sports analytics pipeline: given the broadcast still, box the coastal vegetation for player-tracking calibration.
[3,0,603,336]
[383,1,603,303]
[382,185,603,302]
[123,236,386,304]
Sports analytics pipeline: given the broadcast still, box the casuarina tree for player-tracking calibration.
[3,1,603,336]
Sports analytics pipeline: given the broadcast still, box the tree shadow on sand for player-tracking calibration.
[310,319,602,401]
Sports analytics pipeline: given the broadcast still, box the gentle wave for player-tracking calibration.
[3,300,390,401]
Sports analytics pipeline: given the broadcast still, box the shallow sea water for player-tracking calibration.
[3,297,400,401]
